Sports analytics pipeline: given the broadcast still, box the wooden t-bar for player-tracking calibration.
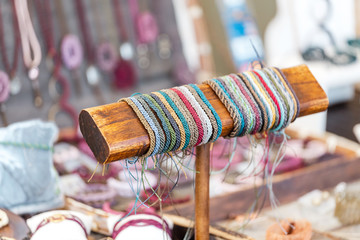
[79,65,328,163]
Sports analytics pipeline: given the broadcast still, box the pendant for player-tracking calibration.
[96,42,117,72]
[119,42,134,61]
[10,76,21,95]
[136,11,159,44]
[113,59,136,89]
[157,34,172,60]
[136,44,150,69]
[86,65,100,86]
[61,34,83,70]
[28,67,43,108]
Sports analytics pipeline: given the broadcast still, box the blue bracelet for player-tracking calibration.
[158,91,191,149]
[129,97,162,156]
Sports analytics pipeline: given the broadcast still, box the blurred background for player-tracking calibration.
[1,0,360,140]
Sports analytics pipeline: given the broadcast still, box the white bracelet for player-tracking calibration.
[177,86,212,144]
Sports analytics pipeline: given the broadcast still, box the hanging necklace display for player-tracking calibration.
[128,0,159,69]
[33,0,78,134]
[151,1,172,60]
[0,0,21,95]
[91,0,117,73]
[14,0,43,108]
[111,0,136,89]
[74,0,105,104]
[54,0,84,96]
[186,0,215,82]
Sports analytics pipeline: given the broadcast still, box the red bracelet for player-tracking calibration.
[253,71,282,127]
[170,88,204,146]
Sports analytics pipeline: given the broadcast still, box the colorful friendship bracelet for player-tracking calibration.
[249,70,279,129]
[148,93,181,151]
[170,88,204,146]
[176,86,212,145]
[156,91,191,149]
[162,89,199,148]
[120,67,299,158]
[189,84,222,141]
[241,72,275,130]
[151,92,187,150]
[133,96,166,155]
[207,67,299,134]
[184,85,219,142]
[230,74,263,134]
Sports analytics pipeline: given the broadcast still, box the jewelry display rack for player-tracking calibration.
[79,64,329,240]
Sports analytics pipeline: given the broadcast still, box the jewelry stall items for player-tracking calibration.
[75,0,105,104]
[112,0,137,89]
[54,0,84,95]
[33,0,78,133]
[0,0,21,95]
[14,0,43,107]
[91,0,118,73]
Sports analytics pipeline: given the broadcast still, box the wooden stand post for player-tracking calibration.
[195,143,210,240]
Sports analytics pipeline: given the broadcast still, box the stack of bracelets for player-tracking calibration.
[120,67,299,158]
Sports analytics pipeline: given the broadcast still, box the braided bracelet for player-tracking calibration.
[148,93,181,151]
[251,70,280,130]
[135,96,166,154]
[270,67,298,124]
[236,73,268,132]
[170,88,204,146]
[151,92,187,150]
[176,86,213,145]
[161,89,199,148]
[121,98,156,157]
[255,69,287,131]
[189,84,222,141]
[263,68,293,128]
[205,78,245,137]
[230,74,263,134]
[242,71,275,131]
[220,75,253,134]
[185,85,219,142]
[273,67,300,121]
[139,94,174,153]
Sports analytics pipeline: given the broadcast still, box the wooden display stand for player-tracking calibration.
[79,65,328,240]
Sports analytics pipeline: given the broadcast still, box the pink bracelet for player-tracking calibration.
[171,88,204,146]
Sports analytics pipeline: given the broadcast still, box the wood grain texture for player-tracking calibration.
[79,65,328,163]
[195,144,210,240]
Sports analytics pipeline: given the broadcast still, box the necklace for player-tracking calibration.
[129,0,158,44]
[186,0,215,81]
[0,0,21,95]
[128,0,159,69]
[74,0,105,104]
[33,0,78,134]
[91,0,118,73]
[54,0,84,96]
[112,0,136,89]
[14,0,43,108]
